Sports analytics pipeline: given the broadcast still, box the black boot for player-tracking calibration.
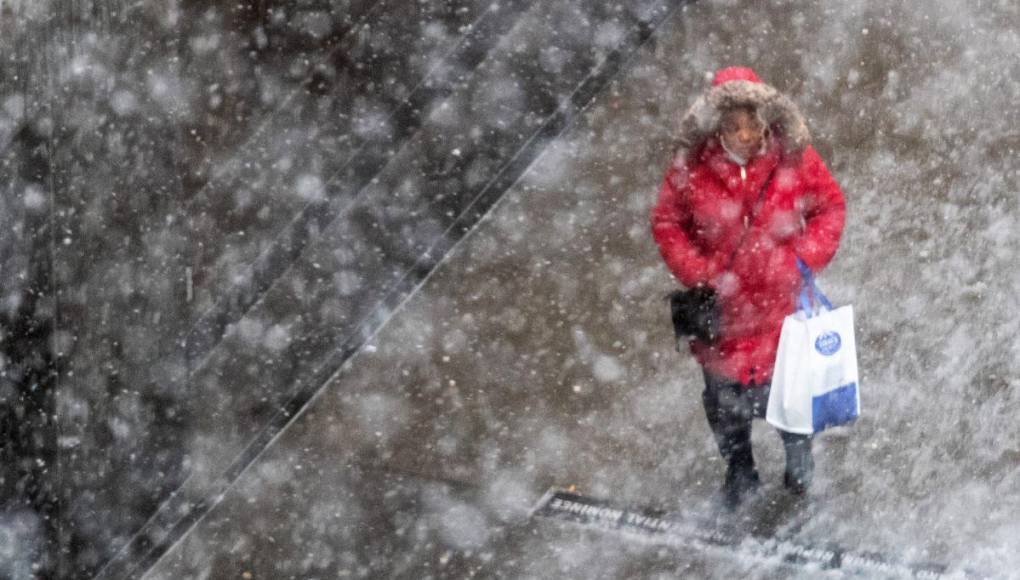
[781,431,813,495]
[702,373,760,509]
[722,444,760,509]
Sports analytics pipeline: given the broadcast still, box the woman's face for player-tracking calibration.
[719,107,766,160]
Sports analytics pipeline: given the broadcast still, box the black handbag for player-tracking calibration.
[668,287,719,349]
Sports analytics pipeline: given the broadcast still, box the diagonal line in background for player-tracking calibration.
[89,4,535,577]
[97,2,688,578]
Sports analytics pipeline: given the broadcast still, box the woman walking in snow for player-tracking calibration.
[652,67,845,508]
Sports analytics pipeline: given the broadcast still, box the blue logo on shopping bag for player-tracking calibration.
[815,331,842,356]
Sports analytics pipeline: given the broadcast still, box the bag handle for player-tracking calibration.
[796,257,832,318]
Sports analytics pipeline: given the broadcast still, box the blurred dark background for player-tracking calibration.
[0,1,671,577]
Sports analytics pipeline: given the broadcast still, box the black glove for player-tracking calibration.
[668,287,719,349]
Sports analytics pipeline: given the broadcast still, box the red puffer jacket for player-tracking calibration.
[652,68,845,387]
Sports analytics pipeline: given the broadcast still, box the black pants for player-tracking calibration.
[701,371,811,473]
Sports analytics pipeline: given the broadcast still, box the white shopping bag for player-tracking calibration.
[766,259,860,435]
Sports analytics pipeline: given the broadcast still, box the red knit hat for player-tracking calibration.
[711,67,762,87]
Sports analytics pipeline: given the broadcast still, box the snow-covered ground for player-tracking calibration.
[5,0,1020,578]
[145,1,1020,578]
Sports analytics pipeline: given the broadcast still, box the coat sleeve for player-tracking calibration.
[650,164,721,288]
[793,146,846,273]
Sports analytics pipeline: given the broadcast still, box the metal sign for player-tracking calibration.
[532,488,974,579]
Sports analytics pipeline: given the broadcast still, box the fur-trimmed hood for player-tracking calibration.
[673,67,810,162]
